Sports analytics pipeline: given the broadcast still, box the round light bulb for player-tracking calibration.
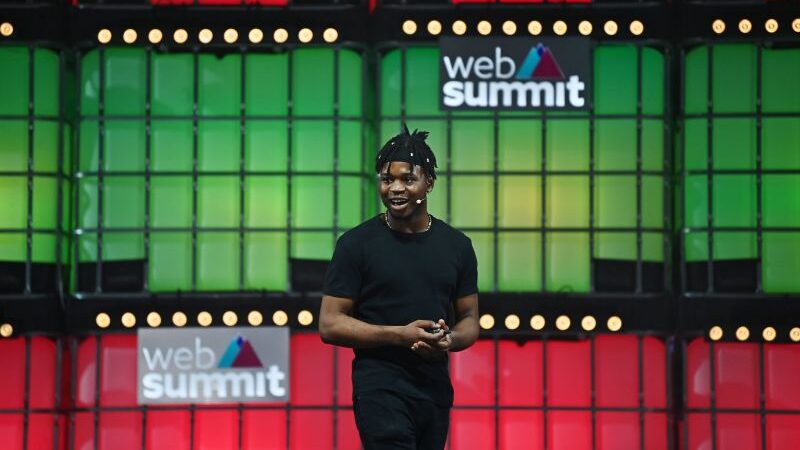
[736,326,750,341]
[712,20,726,34]
[173,29,188,44]
[298,310,314,326]
[530,315,546,331]
[224,28,238,44]
[98,29,112,44]
[556,315,570,331]
[553,21,568,36]
[248,311,264,326]
[273,310,288,326]
[146,312,161,328]
[477,20,492,36]
[528,21,542,36]
[762,327,776,342]
[0,22,14,37]
[197,311,212,327]
[223,311,238,327]
[323,28,338,43]
[199,29,213,44]
[629,20,644,36]
[96,313,111,329]
[273,28,288,44]
[479,314,495,330]
[738,19,752,34]
[0,323,12,338]
[452,20,467,36]
[148,29,163,44]
[402,20,417,35]
[604,21,618,36]
[765,19,778,34]
[502,21,517,36]
[607,316,622,332]
[172,312,187,327]
[709,326,723,341]
[790,327,800,342]
[578,21,592,36]
[298,28,313,43]
[123,29,137,44]
[249,28,264,44]
[121,312,136,328]
[581,315,596,331]
[505,314,520,330]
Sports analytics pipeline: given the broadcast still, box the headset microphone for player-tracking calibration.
[416,197,426,204]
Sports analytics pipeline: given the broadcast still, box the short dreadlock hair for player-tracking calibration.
[375,124,438,180]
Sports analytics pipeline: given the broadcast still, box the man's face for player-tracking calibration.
[378,162,432,219]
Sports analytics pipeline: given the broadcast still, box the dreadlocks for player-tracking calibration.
[375,123,438,180]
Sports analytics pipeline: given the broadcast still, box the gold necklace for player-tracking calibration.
[385,211,431,233]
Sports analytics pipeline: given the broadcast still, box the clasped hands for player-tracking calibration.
[400,319,452,361]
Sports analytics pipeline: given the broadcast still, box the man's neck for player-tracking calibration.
[386,208,430,234]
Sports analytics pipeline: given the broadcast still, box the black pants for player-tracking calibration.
[353,390,450,450]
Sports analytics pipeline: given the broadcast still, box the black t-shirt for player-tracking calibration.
[323,214,478,407]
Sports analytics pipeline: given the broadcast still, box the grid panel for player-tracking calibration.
[379,44,669,294]
[73,46,372,295]
[681,43,800,294]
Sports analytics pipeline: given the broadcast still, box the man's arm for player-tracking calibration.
[411,293,479,357]
[319,295,448,349]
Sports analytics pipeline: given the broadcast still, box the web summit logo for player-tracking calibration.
[140,333,288,403]
[442,42,587,109]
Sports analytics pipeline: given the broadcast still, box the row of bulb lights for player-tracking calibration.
[93,27,338,45]
[91,309,315,329]
[712,18,800,35]
[479,313,622,332]
[402,19,644,37]
[708,325,800,342]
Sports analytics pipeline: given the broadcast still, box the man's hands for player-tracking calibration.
[408,319,451,361]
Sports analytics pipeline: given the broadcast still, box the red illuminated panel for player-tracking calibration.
[292,333,334,405]
[100,335,138,407]
[151,0,289,4]
[450,409,495,450]
[595,336,638,407]
[242,410,286,449]
[596,412,638,450]
[195,410,238,449]
[73,412,95,450]
[549,411,591,450]
[290,410,333,449]
[76,337,98,408]
[29,338,57,409]
[717,414,761,450]
[715,344,759,409]
[28,413,60,450]
[336,347,354,406]
[547,340,591,407]
[643,337,667,408]
[686,413,711,450]
[146,410,191,450]
[765,344,800,410]
[0,338,25,409]
[0,414,23,450]
[644,413,668,450]
[499,411,543,450]
[336,410,361,450]
[498,340,542,406]
[99,411,142,450]
[686,340,710,408]
[451,340,494,406]
[766,415,800,450]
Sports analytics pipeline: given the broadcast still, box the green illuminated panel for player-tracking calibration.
[0,48,28,114]
[380,50,401,116]
[197,232,239,290]
[293,176,334,228]
[79,233,144,261]
[763,233,800,292]
[547,233,589,293]
[197,176,239,228]
[103,177,145,229]
[292,232,334,260]
[150,177,192,228]
[244,233,287,291]
[245,176,288,228]
[547,120,589,171]
[293,49,333,116]
[405,48,442,117]
[337,176,363,229]
[149,232,191,291]
[246,53,288,116]
[763,118,800,170]
[465,232,493,293]
[339,50,363,117]
[426,174,448,221]
[713,119,755,170]
[498,232,541,291]
[152,53,193,116]
[763,48,800,113]
[33,121,59,172]
[498,176,540,228]
[34,50,59,116]
[0,178,26,231]
[338,121,363,173]
[198,120,240,172]
[0,121,26,171]
[292,120,333,171]
[498,119,541,172]
[199,54,241,116]
[451,120,493,172]
[104,121,146,172]
[546,176,589,228]
[245,121,288,172]
[451,176,493,229]
[763,176,800,227]
[713,46,757,114]
[151,120,193,171]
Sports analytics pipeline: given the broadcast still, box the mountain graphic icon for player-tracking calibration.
[516,44,565,80]
[218,336,264,368]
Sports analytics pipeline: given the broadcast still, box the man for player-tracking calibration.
[319,125,480,450]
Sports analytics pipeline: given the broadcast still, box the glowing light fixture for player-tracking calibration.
[793,19,800,33]
[173,29,188,44]
[477,21,492,36]
[709,326,723,341]
[197,311,212,327]
[0,324,12,338]
[402,20,417,35]
[629,20,644,36]
[298,310,314,326]
[502,21,517,36]
[528,21,542,36]
[556,315,570,331]
[96,313,111,329]
[273,310,288,326]
[121,312,136,328]
[530,315,545,331]
[172,312,187,327]
[123,29,137,44]
[273,28,288,44]
[762,327,776,342]
[736,326,750,341]
[0,22,13,37]
[148,29,163,44]
[222,311,238,326]
[765,19,778,34]
[298,28,313,43]
[790,327,800,342]
[323,28,338,43]
[452,20,467,36]
[578,21,592,36]
[604,21,618,36]
[607,316,622,332]
[224,28,238,44]
[712,20,726,34]
[249,28,264,44]
[738,19,752,34]
[146,312,161,328]
[98,29,112,44]
[553,21,567,36]
[581,316,596,331]
[479,314,495,330]
[427,20,442,36]
[248,311,264,326]
[199,29,213,44]
[505,314,520,330]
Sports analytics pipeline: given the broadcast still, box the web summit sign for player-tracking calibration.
[440,37,591,110]
[138,327,289,405]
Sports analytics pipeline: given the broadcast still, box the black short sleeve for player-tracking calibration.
[323,239,361,299]
[455,238,478,298]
